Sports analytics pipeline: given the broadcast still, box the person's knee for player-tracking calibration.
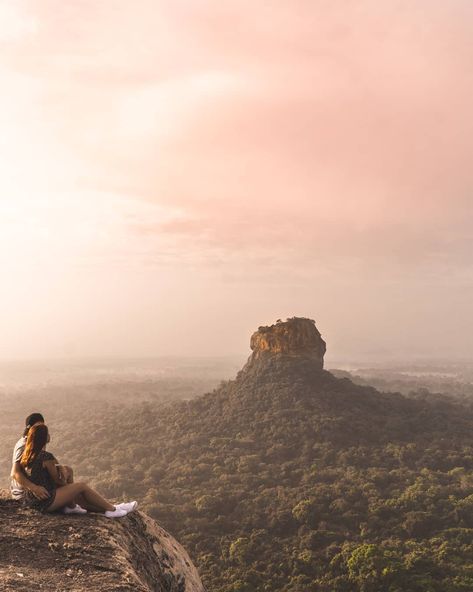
[64,465,73,482]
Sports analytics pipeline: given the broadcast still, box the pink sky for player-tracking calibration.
[1,0,472,361]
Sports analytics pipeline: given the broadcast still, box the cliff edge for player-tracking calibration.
[0,490,205,592]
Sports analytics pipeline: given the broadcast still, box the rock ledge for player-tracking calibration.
[0,491,205,592]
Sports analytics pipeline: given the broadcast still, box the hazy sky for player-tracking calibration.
[1,0,472,362]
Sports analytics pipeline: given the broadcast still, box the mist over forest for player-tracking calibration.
[3,352,473,592]
[0,357,242,481]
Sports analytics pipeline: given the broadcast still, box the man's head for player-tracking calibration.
[23,413,45,437]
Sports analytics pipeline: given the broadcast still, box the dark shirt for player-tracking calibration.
[23,450,57,512]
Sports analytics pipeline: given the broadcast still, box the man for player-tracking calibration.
[10,412,84,514]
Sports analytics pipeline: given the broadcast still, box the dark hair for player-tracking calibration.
[24,413,45,437]
[20,424,49,468]
[25,413,44,427]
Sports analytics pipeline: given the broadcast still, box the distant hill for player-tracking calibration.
[32,318,473,592]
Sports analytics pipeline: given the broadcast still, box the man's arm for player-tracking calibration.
[11,461,49,500]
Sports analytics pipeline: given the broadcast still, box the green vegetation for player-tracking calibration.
[2,357,473,591]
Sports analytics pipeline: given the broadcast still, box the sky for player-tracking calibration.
[0,0,472,362]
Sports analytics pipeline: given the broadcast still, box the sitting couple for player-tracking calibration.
[10,413,137,518]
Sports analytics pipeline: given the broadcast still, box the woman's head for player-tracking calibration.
[20,423,49,467]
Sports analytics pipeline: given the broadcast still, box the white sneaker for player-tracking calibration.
[63,505,87,515]
[116,501,138,514]
[104,508,127,518]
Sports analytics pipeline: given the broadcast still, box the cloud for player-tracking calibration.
[5,0,468,275]
[1,0,473,358]
[0,1,37,42]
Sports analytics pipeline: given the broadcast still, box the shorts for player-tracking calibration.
[23,488,57,513]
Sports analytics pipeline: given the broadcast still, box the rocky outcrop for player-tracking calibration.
[0,490,205,592]
[240,317,326,376]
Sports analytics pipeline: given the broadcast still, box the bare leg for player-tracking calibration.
[74,492,105,513]
[47,483,115,513]
[64,466,74,484]
[79,485,115,512]
[60,466,75,508]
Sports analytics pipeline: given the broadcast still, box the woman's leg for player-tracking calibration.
[79,485,115,512]
[46,483,115,513]
[47,483,86,512]
[59,466,75,508]
[74,492,105,513]
[63,466,74,484]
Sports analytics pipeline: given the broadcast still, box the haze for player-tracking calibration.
[1,0,472,362]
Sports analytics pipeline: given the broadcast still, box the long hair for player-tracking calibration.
[20,424,49,468]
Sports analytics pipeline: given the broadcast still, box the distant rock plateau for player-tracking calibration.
[240,317,326,376]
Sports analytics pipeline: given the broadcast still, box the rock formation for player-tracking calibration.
[240,317,326,376]
[0,490,205,592]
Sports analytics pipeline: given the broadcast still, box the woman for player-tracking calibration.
[20,423,137,518]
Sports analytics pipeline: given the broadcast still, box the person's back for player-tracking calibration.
[25,450,57,492]
[10,412,46,501]
[22,448,58,513]
[10,435,26,499]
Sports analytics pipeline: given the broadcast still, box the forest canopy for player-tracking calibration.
[2,360,473,591]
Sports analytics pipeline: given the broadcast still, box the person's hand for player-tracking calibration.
[30,484,49,500]
[56,465,67,483]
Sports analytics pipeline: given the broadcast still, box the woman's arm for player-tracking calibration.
[44,459,64,486]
